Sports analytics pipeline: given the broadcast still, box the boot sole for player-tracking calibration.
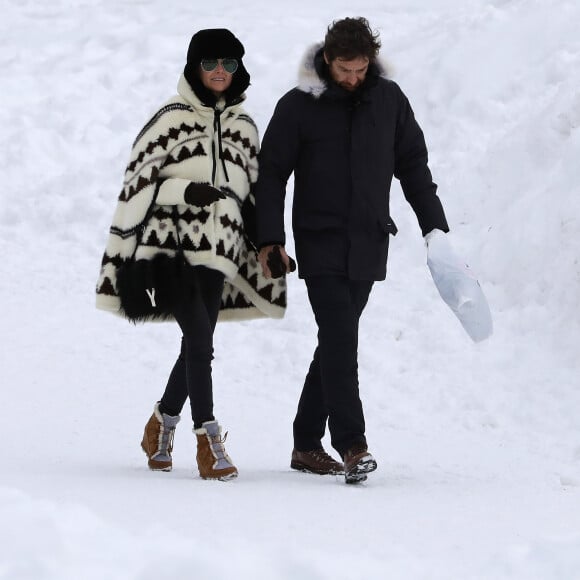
[141,443,172,472]
[290,460,345,476]
[200,471,238,482]
[345,473,368,484]
[345,457,377,484]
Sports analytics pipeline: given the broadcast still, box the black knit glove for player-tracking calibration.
[267,245,297,278]
[184,183,227,207]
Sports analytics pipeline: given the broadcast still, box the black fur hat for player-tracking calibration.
[184,28,250,106]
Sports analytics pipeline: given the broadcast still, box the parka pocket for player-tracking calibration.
[378,217,398,236]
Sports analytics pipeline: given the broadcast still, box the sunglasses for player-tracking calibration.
[200,58,239,74]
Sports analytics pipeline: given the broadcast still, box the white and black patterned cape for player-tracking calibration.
[96,74,287,322]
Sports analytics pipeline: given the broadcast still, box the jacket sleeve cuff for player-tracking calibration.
[258,241,285,250]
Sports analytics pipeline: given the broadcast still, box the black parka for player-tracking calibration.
[255,45,449,280]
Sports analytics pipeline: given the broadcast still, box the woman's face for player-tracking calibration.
[199,59,235,96]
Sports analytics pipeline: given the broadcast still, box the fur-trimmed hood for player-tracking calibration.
[297,42,390,99]
[177,73,244,116]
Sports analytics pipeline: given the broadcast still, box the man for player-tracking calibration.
[255,17,449,484]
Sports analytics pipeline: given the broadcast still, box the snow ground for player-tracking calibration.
[1,0,580,578]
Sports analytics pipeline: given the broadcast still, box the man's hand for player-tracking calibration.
[258,244,296,278]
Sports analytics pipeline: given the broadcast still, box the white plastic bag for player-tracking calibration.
[425,230,493,343]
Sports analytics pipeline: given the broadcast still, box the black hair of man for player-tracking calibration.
[323,17,381,62]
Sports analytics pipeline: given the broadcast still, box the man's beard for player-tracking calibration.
[339,81,361,91]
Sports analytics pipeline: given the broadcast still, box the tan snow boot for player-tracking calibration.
[140,402,180,471]
[194,420,238,481]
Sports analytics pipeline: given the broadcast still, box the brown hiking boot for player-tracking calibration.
[343,445,377,484]
[140,402,180,471]
[194,420,238,481]
[291,448,344,475]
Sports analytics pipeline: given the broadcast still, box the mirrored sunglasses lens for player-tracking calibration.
[201,59,218,72]
[222,59,238,73]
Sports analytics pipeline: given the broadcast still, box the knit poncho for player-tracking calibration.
[96,75,287,321]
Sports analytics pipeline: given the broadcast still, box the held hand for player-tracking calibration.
[258,245,296,279]
[184,183,227,207]
[424,228,447,248]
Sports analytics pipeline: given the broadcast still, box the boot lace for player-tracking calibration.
[156,424,176,457]
[209,431,231,462]
[310,449,338,464]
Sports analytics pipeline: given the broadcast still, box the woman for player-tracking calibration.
[96,29,287,481]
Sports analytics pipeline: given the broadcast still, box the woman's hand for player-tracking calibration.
[184,183,227,207]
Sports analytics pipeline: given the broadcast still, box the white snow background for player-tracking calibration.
[1,0,580,578]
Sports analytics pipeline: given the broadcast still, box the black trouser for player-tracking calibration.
[159,266,225,428]
[293,276,374,457]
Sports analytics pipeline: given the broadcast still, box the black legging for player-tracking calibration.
[159,266,225,428]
